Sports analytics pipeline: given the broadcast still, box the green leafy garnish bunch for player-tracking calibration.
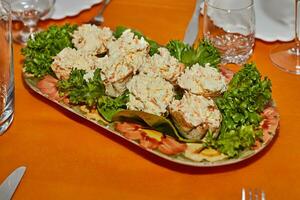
[205,63,272,157]
[22,24,77,78]
[57,69,105,107]
[166,39,221,68]
[57,69,128,122]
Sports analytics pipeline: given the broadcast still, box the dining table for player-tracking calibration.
[1,0,300,199]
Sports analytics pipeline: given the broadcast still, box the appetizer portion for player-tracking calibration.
[169,92,221,141]
[177,63,227,97]
[51,47,100,80]
[99,29,150,97]
[126,73,175,116]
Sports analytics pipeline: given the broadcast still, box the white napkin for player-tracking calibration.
[183,0,294,43]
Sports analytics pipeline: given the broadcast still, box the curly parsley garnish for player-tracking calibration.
[22,24,77,78]
[206,63,272,157]
[57,68,105,107]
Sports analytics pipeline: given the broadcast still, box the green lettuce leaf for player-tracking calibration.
[112,110,193,142]
[97,92,129,122]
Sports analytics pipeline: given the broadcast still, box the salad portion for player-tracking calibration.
[22,24,279,165]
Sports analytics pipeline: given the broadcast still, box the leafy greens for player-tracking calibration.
[22,24,77,78]
[57,68,105,107]
[205,63,272,157]
[97,92,129,122]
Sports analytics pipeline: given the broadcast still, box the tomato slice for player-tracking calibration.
[140,135,160,149]
[37,75,60,100]
[115,122,144,140]
[158,136,187,155]
[219,66,235,84]
[260,106,280,142]
[115,122,187,155]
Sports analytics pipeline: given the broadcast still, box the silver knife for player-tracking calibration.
[183,0,204,45]
[0,166,26,200]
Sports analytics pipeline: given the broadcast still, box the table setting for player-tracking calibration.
[0,0,300,199]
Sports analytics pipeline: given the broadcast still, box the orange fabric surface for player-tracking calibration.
[1,0,300,199]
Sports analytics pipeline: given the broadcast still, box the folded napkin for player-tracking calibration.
[183,0,294,44]
[255,0,294,41]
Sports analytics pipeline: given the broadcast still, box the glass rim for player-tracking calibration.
[205,0,254,11]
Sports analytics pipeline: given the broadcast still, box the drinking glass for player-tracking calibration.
[11,0,55,44]
[0,0,14,134]
[203,0,255,65]
[269,0,300,75]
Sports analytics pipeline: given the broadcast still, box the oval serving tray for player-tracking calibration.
[23,75,278,167]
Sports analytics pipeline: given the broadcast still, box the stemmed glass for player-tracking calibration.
[10,0,55,44]
[269,0,300,75]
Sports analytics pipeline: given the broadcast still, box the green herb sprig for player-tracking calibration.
[166,39,221,68]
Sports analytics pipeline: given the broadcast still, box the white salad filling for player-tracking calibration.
[177,63,227,96]
[83,69,95,82]
[140,47,184,83]
[126,73,175,116]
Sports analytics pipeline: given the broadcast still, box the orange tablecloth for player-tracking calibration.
[1,0,300,199]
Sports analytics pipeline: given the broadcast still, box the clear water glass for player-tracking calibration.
[0,0,14,134]
[11,0,55,44]
[203,0,255,65]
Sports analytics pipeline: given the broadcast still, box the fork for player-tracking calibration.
[89,0,111,25]
[242,188,266,200]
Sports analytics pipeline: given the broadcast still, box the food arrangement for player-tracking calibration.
[22,24,280,166]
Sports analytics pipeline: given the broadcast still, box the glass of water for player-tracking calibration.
[11,0,55,44]
[203,0,255,65]
[0,0,14,134]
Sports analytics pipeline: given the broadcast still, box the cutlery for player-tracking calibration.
[183,0,203,45]
[0,166,26,200]
[89,0,111,25]
[242,188,266,200]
